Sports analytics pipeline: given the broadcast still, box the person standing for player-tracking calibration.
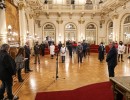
[24,41,33,73]
[118,41,125,62]
[106,42,117,77]
[15,47,26,82]
[76,42,83,63]
[60,44,66,63]
[50,43,55,59]
[68,42,73,58]
[0,44,19,100]
[34,42,40,64]
[82,40,87,58]
[40,41,45,56]
[98,42,105,62]
[58,41,62,52]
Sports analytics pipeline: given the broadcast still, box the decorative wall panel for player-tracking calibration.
[5,1,19,43]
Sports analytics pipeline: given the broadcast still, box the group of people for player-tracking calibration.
[98,41,126,77]
[0,41,33,100]
[57,40,90,63]
[0,38,126,99]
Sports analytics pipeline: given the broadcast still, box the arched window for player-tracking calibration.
[123,15,130,44]
[65,23,77,41]
[108,21,113,42]
[85,23,96,44]
[42,23,56,42]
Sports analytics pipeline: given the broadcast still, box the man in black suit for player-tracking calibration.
[0,44,18,100]
[106,42,117,77]
[24,42,33,73]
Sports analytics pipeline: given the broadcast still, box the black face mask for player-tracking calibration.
[120,43,122,45]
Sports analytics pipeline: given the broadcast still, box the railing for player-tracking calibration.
[42,4,96,11]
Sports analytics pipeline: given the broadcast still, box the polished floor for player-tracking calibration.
[12,52,130,100]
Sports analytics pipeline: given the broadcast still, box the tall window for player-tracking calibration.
[43,23,55,42]
[108,22,113,42]
[65,23,77,41]
[85,24,96,44]
[123,15,130,44]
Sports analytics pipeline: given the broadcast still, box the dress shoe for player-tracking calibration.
[8,96,19,100]
[19,79,24,82]
[28,70,33,72]
[25,71,29,73]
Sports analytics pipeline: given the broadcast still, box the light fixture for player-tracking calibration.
[7,25,18,44]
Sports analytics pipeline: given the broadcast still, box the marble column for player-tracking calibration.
[56,17,63,44]
[28,16,35,48]
[18,2,27,46]
[112,14,119,42]
[0,8,7,45]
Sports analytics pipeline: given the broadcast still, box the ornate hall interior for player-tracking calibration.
[0,0,130,100]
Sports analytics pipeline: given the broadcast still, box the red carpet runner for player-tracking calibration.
[35,82,114,100]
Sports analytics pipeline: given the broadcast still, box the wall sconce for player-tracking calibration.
[7,25,18,44]
[58,34,61,41]
[26,31,33,41]
[124,32,130,38]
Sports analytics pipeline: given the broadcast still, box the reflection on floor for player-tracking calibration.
[13,52,130,100]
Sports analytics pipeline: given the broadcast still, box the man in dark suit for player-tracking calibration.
[24,42,33,73]
[0,44,18,100]
[106,42,117,77]
[77,42,83,63]
[34,41,40,64]
[98,42,105,62]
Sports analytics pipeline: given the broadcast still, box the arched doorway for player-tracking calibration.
[42,23,56,42]
[123,15,130,44]
[65,23,77,42]
[108,21,113,42]
[85,23,97,44]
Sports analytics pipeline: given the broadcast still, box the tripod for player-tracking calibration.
[56,52,59,80]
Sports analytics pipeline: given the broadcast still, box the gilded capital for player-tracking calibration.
[56,17,63,24]
[112,13,119,19]
[18,2,25,10]
[78,17,85,24]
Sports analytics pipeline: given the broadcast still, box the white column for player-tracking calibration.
[112,15,119,42]
[28,18,34,48]
[0,9,7,44]
[19,3,27,46]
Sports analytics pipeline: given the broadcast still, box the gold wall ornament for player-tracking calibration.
[29,14,33,19]
[112,12,119,19]
[78,17,85,24]
[18,2,25,10]
[56,17,63,24]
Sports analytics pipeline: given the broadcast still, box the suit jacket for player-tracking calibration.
[98,45,105,60]
[24,45,31,59]
[106,46,117,67]
[0,50,16,80]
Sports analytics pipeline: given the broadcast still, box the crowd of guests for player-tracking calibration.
[0,41,34,100]
[0,36,128,100]
[98,41,126,78]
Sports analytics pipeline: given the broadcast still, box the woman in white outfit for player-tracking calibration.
[50,43,55,59]
[118,41,125,62]
[60,44,66,63]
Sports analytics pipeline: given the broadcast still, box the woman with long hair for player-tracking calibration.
[15,47,26,82]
